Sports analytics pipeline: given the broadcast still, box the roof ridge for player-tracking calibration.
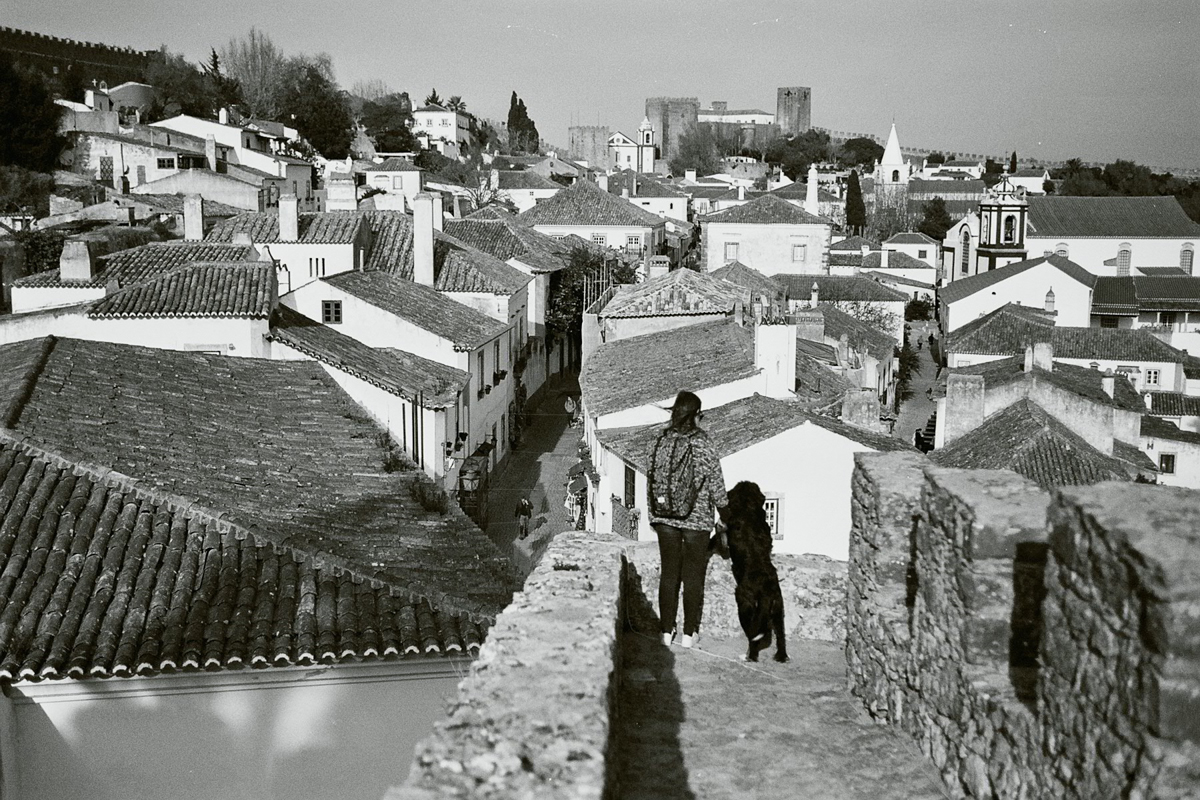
[0,426,502,625]
[0,336,57,429]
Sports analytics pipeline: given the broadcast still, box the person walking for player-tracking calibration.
[514,496,533,540]
[647,391,728,649]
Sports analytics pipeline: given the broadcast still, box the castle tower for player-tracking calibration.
[568,125,611,168]
[776,87,812,136]
[645,97,699,164]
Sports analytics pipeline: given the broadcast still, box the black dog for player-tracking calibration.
[719,481,788,663]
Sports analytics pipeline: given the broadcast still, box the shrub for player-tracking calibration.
[408,479,449,514]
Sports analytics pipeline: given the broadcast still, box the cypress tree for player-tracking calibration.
[845,169,866,235]
[1010,151,1018,173]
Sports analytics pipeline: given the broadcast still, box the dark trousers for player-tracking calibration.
[654,523,710,636]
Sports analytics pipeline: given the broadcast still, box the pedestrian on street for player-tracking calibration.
[515,496,533,540]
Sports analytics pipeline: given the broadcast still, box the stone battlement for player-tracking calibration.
[848,452,1200,799]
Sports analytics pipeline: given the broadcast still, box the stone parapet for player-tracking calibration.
[849,452,1200,799]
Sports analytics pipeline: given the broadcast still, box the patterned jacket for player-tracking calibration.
[647,427,728,532]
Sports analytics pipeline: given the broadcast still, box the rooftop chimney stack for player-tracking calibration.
[841,389,884,433]
[597,173,609,192]
[413,192,435,286]
[1033,341,1054,371]
[1101,369,1116,399]
[804,164,819,216]
[861,244,870,259]
[205,135,217,171]
[810,281,819,307]
[685,169,697,183]
[183,194,205,241]
[944,374,986,444]
[737,185,746,201]
[881,249,889,268]
[59,240,96,283]
[1045,287,1056,312]
[430,193,444,231]
[218,107,229,125]
[754,320,798,399]
[278,194,299,241]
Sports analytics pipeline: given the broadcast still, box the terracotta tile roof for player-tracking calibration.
[360,211,531,294]
[365,157,420,172]
[1011,168,1049,178]
[516,179,668,228]
[795,351,850,410]
[948,304,1186,362]
[124,194,245,218]
[496,171,561,191]
[907,178,986,196]
[766,182,838,202]
[607,171,688,199]
[1135,267,1190,276]
[267,306,469,408]
[940,255,1097,304]
[603,268,743,318]
[885,232,938,245]
[938,356,1146,413]
[14,242,257,290]
[580,318,757,416]
[1093,276,1200,315]
[206,211,365,244]
[1027,196,1200,238]
[325,271,507,351]
[777,275,908,304]
[597,393,912,472]
[830,235,880,251]
[829,253,864,267]
[1141,414,1200,445]
[0,434,490,681]
[1112,439,1158,472]
[78,131,203,155]
[861,251,935,270]
[0,338,519,625]
[709,261,786,301]
[813,303,897,361]
[703,194,826,225]
[929,399,1134,489]
[796,337,837,363]
[0,338,52,428]
[86,261,273,319]
[861,271,935,290]
[1147,391,1200,417]
[444,215,574,274]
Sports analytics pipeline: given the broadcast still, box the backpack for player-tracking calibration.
[648,430,702,520]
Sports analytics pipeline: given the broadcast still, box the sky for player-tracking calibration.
[8,0,1200,169]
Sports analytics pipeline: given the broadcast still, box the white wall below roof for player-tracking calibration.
[703,221,830,275]
[887,241,938,268]
[269,242,358,295]
[5,660,465,800]
[1026,236,1196,275]
[10,286,106,314]
[132,171,261,211]
[947,351,1182,394]
[1141,433,1200,488]
[527,223,663,253]
[944,263,1093,332]
[591,373,764,431]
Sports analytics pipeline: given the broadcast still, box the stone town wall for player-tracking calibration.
[848,452,1200,799]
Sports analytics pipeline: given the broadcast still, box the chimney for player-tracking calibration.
[597,173,609,192]
[452,194,464,218]
[880,249,890,268]
[943,373,986,444]
[810,281,819,307]
[219,107,229,125]
[793,309,825,343]
[489,169,499,190]
[278,194,299,241]
[1045,287,1056,312]
[1101,369,1116,399]
[804,164,819,215]
[59,240,96,282]
[1033,341,1053,371]
[685,169,697,183]
[430,193,444,231]
[737,185,745,201]
[861,244,870,259]
[841,389,883,433]
[413,192,435,286]
[205,135,217,171]
[755,321,798,399]
[183,194,205,241]
[1144,392,1153,411]
[622,188,630,199]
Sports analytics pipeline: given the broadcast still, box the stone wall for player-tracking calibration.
[848,452,1200,799]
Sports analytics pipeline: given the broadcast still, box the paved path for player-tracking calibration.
[483,375,582,574]
[894,321,942,447]
[613,596,946,799]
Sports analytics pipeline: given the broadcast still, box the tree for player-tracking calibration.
[351,79,393,102]
[867,201,910,242]
[926,151,946,166]
[506,92,540,154]
[845,169,866,235]
[905,297,933,321]
[280,60,353,159]
[463,171,517,214]
[143,48,221,121]
[1059,171,1109,196]
[669,123,741,176]
[838,137,884,169]
[828,300,900,335]
[446,95,466,112]
[0,53,65,172]
[545,247,638,344]
[221,28,286,119]
[202,49,242,111]
[1102,160,1155,196]
[0,165,54,215]
[424,89,443,107]
[1009,151,1018,173]
[764,129,832,180]
[360,92,416,152]
[916,197,953,241]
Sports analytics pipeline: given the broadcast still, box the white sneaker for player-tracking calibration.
[662,631,675,647]
[681,633,697,649]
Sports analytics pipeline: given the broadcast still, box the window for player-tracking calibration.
[1055,243,1069,258]
[918,249,927,259]
[724,241,739,261]
[477,352,486,388]
[157,157,176,169]
[1159,453,1176,474]
[1146,369,1160,386]
[792,243,807,262]
[624,464,636,507]
[321,300,342,324]
[1183,244,1195,274]
[591,233,607,247]
[960,230,971,274]
[1100,316,1119,329]
[1160,312,1177,327]
[1003,216,1016,244]
[981,216,990,241]
[626,235,641,249]
[891,170,900,182]
[763,496,783,540]
[1117,244,1132,276]
[392,176,404,190]
[308,257,326,277]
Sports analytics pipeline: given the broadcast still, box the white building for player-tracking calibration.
[494,170,562,213]
[516,179,668,258]
[363,157,425,209]
[938,255,1098,332]
[606,118,656,173]
[701,194,832,275]
[411,104,471,147]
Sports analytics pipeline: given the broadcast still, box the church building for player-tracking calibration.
[607,118,657,173]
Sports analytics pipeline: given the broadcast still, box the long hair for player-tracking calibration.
[667,391,702,433]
